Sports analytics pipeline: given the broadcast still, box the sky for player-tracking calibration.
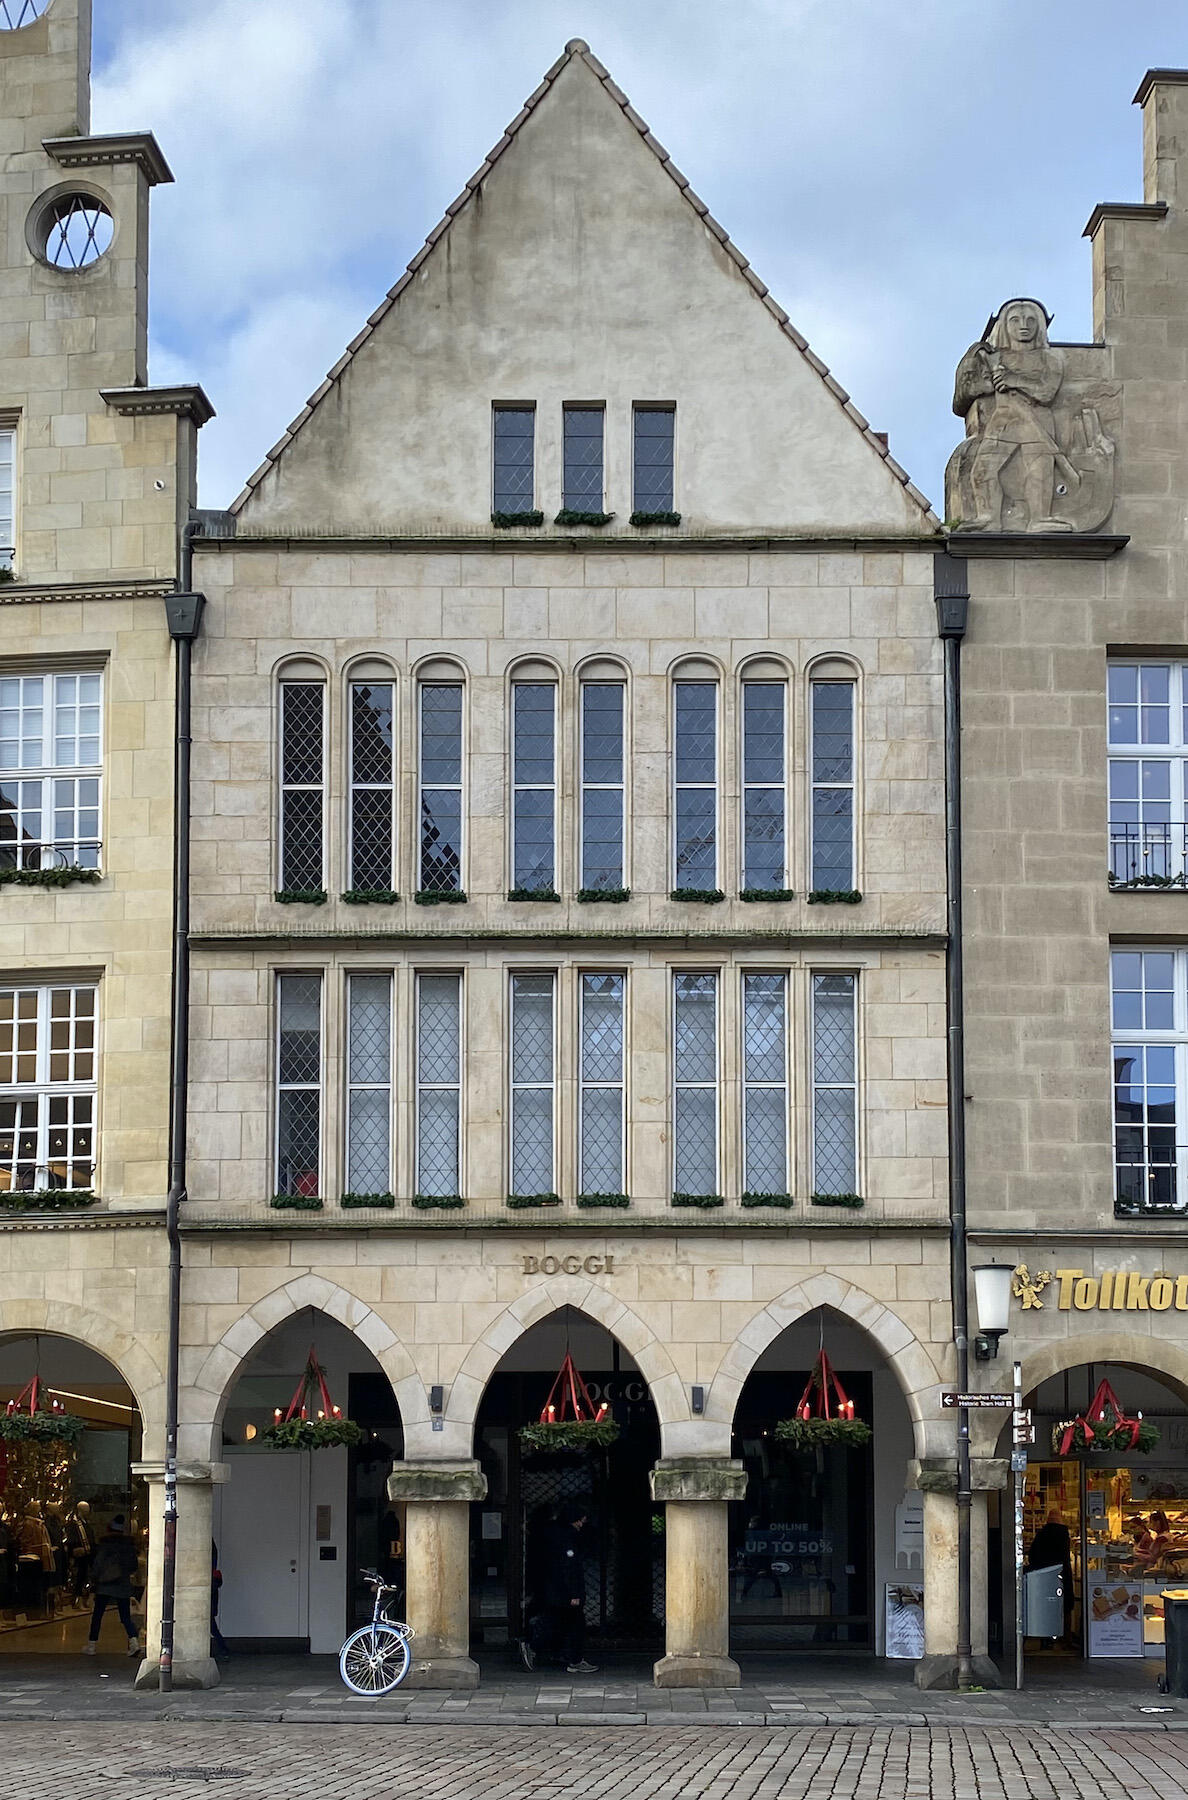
[89,0,1188,512]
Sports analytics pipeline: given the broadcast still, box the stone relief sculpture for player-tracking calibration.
[945,298,1117,532]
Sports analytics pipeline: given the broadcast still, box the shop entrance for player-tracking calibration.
[471,1306,662,1659]
[0,1333,142,1655]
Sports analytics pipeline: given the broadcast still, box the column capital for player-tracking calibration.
[650,1457,748,1503]
[387,1460,487,1503]
[132,1461,229,1486]
[909,1456,1008,1493]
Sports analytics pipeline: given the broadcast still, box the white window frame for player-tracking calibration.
[740,678,788,893]
[508,970,557,1198]
[672,968,720,1197]
[672,679,720,893]
[579,679,626,894]
[1110,947,1188,1217]
[811,971,859,1197]
[741,970,790,1197]
[274,972,323,1200]
[579,969,626,1197]
[0,669,102,872]
[278,679,326,894]
[348,679,396,892]
[0,422,15,570]
[0,982,97,1194]
[345,971,393,1197]
[1107,660,1188,886]
[510,680,558,894]
[418,681,465,896]
[810,678,856,892]
[415,970,463,1197]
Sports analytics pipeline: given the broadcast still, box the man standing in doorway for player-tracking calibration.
[541,1502,597,1675]
[65,1501,94,1608]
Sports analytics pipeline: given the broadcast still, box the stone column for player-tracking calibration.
[651,1457,747,1688]
[132,1460,227,1691]
[388,1460,487,1689]
[912,1456,1004,1690]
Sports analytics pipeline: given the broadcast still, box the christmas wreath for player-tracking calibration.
[517,1351,620,1453]
[775,1348,872,1451]
[1053,1377,1159,1456]
[261,1348,364,1451]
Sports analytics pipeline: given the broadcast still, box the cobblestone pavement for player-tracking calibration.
[4,1723,1188,1800]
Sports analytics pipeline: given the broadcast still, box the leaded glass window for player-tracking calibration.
[674,682,717,890]
[276,974,322,1199]
[812,973,857,1196]
[0,671,101,872]
[349,682,395,891]
[580,972,625,1195]
[419,683,463,895]
[563,406,604,510]
[811,681,855,890]
[346,973,392,1195]
[580,682,625,892]
[509,972,555,1196]
[0,984,96,1194]
[416,972,461,1196]
[512,683,556,891]
[279,682,325,892]
[742,681,786,891]
[633,406,675,512]
[493,406,535,515]
[1111,949,1184,1216]
[743,973,788,1195]
[673,971,718,1194]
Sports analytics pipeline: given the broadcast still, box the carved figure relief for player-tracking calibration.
[945,298,1117,533]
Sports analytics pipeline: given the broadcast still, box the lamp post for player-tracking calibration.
[972,1263,1013,1362]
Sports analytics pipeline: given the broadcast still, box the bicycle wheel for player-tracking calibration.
[339,1623,412,1695]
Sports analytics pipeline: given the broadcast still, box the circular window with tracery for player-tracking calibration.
[0,1,51,29]
[37,193,114,270]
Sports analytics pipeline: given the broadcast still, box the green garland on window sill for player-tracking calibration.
[274,889,328,906]
[740,888,796,903]
[0,865,101,891]
[672,1193,725,1208]
[553,509,614,528]
[0,1410,86,1445]
[807,889,863,905]
[506,1193,563,1209]
[741,1192,795,1208]
[270,1194,324,1211]
[629,510,681,528]
[774,1415,872,1450]
[414,890,468,905]
[519,1419,620,1453]
[412,1194,466,1209]
[669,888,726,903]
[340,1192,397,1209]
[577,886,630,903]
[810,1192,864,1209]
[0,1189,96,1212]
[341,889,400,905]
[576,1193,631,1208]
[0,568,16,586]
[507,887,561,903]
[262,1417,365,1451]
[491,510,544,529]
[1108,872,1188,891]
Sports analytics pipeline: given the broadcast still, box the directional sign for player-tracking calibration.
[941,1392,1011,1409]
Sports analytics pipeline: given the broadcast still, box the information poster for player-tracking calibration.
[884,1583,925,1659]
[1087,1581,1144,1658]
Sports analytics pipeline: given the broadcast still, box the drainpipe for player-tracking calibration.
[935,551,972,1690]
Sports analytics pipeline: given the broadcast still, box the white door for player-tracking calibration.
[217,1449,308,1641]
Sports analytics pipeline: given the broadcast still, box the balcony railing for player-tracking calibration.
[1109,823,1188,888]
[0,839,101,874]
[1115,1151,1188,1216]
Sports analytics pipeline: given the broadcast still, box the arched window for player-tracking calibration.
[809,665,857,892]
[277,667,326,895]
[417,667,465,897]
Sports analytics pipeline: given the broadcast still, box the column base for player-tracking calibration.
[913,1652,1001,1691]
[404,1654,480,1690]
[653,1652,741,1689]
[133,1655,220,1692]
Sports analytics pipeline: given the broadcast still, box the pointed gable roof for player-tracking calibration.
[233,39,935,529]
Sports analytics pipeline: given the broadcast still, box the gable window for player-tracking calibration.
[810,679,855,891]
[419,681,464,895]
[511,681,556,892]
[742,972,788,1196]
[275,973,322,1200]
[742,679,787,892]
[580,972,625,1196]
[0,671,102,872]
[0,983,96,1195]
[633,405,675,513]
[812,973,857,1197]
[1112,949,1184,1216]
[416,972,461,1197]
[1108,662,1188,885]
[673,680,718,890]
[562,406,604,511]
[673,971,718,1195]
[580,679,625,892]
[0,424,14,570]
[492,406,536,517]
[349,679,395,891]
[279,680,325,893]
[346,972,392,1196]
[509,972,555,1197]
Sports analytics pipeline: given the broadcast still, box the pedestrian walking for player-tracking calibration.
[538,1500,597,1674]
[82,1515,141,1657]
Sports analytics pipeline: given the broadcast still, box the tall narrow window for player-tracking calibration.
[0,671,101,872]
[812,973,857,1196]
[0,424,14,569]
[511,682,556,892]
[633,405,675,513]
[743,973,788,1196]
[811,680,855,891]
[279,681,324,893]
[580,972,625,1196]
[673,681,717,890]
[276,973,322,1199]
[349,680,395,891]
[509,972,555,1197]
[673,971,718,1196]
[1106,662,1188,885]
[492,406,535,517]
[346,972,392,1196]
[580,681,625,892]
[416,973,461,1197]
[562,406,604,511]
[0,983,96,1194]
[1112,949,1181,1215]
[742,681,787,891]
[419,682,463,894]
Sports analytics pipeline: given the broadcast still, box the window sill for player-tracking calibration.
[491,510,544,529]
[575,1193,631,1208]
[340,1192,396,1208]
[671,1193,725,1208]
[577,887,630,903]
[0,866,102,892]
[741,1193,795,1208]
[341,889,400,905]
[740,888,796,903]
[274,889,328,906]
[270,1194,324,1210]
[1108,876,1188,893]
[506,1194,563,1209]
[553,510,614,528]
[630,510,681,528]
[807,890,863,905]
[670,888,726,904]
[412,1195,466,1209]
[414,890,468,905]
[507,887,561,903]
[0,1189,97,1213]
[810,1193,864,1209]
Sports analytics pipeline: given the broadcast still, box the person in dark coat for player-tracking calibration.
[82,1515,140,1656]
[1027,1509,1074,1644]
[538,1501,597,1674]
[65,1501,94,1607]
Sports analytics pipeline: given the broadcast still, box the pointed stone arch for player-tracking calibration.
[182,1273,426,1462]
[972,1332,1188,1457]
[0,1296,164,1452]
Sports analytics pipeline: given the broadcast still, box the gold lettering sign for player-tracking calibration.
[521,1253,616,1277]
[1019,1266,1188,1313]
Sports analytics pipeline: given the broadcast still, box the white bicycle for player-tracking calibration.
[338,1570,414,1696]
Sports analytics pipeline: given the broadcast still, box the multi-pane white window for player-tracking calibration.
[348,681,395,891]
[279,681,325,892]
[0,984,96,1194]
[673,971,719,1194]
[580,972,625,1195]
[419,683,464,895]
[742,973,789,1195]
[275,974,322,1199]
[509,972,555,1196]
[416,972,462,1196]
[812,973,858,1195]
[580,681,625,893]
[741,681,787,891]
[511,682,556,892]
[0,424,14,568]
[810,680,855,891]
[673,682,718,891]
[1111,949,1185,1216]
[1107,663,1188,884]
[0,672,101,872]
[346,973,392,1195]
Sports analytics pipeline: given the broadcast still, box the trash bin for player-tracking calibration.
[1023,1565,1064,1640]
[1162,1590,1188,1695]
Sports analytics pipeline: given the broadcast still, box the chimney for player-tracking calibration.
[1134,69,1188,209]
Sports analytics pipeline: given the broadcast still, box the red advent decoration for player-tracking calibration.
[5,1375,67,1420]
[1054,1376,1157,1456]
[793,1348,857,1424]
[539,1351,609,1426]
[275,1347,345,1427]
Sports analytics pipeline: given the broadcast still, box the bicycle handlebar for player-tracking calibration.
[360,1568,399,1592]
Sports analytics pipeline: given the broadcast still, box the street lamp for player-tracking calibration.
[972,1262,1013,1362]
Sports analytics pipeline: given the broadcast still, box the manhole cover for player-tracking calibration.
[129,1771,248,1785]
